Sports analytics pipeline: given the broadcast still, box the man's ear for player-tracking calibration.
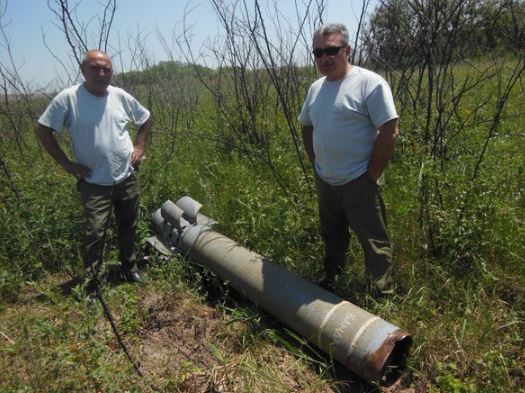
[345,45,352,60]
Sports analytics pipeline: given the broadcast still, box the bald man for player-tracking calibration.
[36,50,152,288]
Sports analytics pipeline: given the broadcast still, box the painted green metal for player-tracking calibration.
[150,197,411,386]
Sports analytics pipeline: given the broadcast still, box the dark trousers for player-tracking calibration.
[77,172,140,274]
[315,172,393,290]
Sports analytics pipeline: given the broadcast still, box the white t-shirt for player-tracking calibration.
[298,66,398,185]
[38,84,150,185]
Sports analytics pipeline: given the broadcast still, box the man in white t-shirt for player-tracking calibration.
[36,50,152,288]
[299,24,399,294]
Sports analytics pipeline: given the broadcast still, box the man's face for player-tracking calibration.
[81,52,113,96]
[313,33,350,81]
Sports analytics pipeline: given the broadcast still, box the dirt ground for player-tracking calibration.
[134,286,413,393]
[138,288,237,392]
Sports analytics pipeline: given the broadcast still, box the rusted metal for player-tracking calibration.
[149,197,412,386]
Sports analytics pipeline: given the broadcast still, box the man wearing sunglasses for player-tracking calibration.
[299,23,399,295]
[36,50,152,289]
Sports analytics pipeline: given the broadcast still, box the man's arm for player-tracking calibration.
[367,118,400,182]
[301,125,315,165]
[131,116,152,165]
[35,123,91,178]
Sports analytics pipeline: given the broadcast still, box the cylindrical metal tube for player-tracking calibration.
[161,200,185,229]
[171,224,411,385]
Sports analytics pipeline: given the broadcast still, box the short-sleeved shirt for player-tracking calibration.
[298,66,398,185]
[38,83,150,185]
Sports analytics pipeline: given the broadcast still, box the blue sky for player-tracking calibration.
[1,0,377,90]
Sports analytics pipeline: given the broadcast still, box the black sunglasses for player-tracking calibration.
[87,65,113,73]
[312,45,345,58]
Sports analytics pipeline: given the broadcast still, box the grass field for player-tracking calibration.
[0,57,523,392]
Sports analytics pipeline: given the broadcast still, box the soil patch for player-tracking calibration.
[137,287,240,392]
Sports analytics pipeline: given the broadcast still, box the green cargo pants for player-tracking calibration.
[77,172,140,273]
[315,172,393,291]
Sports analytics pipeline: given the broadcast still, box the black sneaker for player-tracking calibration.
[71,275,99,299]
[318,277,335,291]
[121,265,147,285]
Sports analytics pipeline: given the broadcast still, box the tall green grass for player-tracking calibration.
[0,58,523,392]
